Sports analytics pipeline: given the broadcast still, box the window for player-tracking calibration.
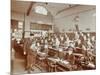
[30,23,52,31]
[35,6,48,15]
[18,21,23,29]
[11,20,23,39]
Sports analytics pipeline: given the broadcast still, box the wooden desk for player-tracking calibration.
[81,62,96,70]
[47,57,72,71]
[87,51,96,57]
[56,60,72,71]
[48,47,59,57]
[47,47,96,71]
[47,57,58,72]
[73,53,83,57]
[48,47,67,57]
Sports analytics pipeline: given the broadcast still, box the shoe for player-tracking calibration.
[25,68,28,71]
[27,70,31,74]
[31,67,34,71]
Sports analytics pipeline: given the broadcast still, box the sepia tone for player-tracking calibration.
[11,0,96,74]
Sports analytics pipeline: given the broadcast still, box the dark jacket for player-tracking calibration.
[23,38,33,55]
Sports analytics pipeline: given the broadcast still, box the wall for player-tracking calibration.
[54,8,96,32]
[11,5,96,35]
[11,12,54,37]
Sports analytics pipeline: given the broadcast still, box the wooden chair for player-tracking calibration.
[47,58,57,72]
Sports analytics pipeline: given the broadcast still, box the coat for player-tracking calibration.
[23,38,37,69]
[23,38,33,55]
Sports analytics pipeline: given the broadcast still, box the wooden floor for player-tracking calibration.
[11,49,46,75]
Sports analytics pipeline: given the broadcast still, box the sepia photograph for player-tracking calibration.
[11,0,96,74]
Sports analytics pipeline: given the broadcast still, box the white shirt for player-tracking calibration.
[44,44,48,49]
[82,45,86,50]
[83,35,87,41]
[75,32,79,40]
[91,36,95,42]
[45,40,48,44]
[37,42,40,46]
[69,42,74,48]
[78,39,81,45]
[60,36,64,41]
[30,43,37,50]
[87,40,93,50]
[56,38,60,46]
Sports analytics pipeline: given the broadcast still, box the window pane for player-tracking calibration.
[35,6,47,15]
[18,21,23,28]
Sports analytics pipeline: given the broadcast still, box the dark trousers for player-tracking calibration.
[26,50,37,72]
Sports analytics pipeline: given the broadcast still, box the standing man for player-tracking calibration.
[23,35,34,73]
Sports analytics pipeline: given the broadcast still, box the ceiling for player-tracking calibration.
[11,0,31,14]
[11,0,95,17]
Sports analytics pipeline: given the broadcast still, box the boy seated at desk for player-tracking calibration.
[65,44,75,65]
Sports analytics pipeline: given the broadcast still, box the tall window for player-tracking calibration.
[35,6,48,15]
[11,20,23,39]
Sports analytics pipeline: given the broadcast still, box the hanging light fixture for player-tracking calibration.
[45,2,48,5]
[74,15,80,22]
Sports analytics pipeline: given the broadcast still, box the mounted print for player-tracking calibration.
[11,0,96,74]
